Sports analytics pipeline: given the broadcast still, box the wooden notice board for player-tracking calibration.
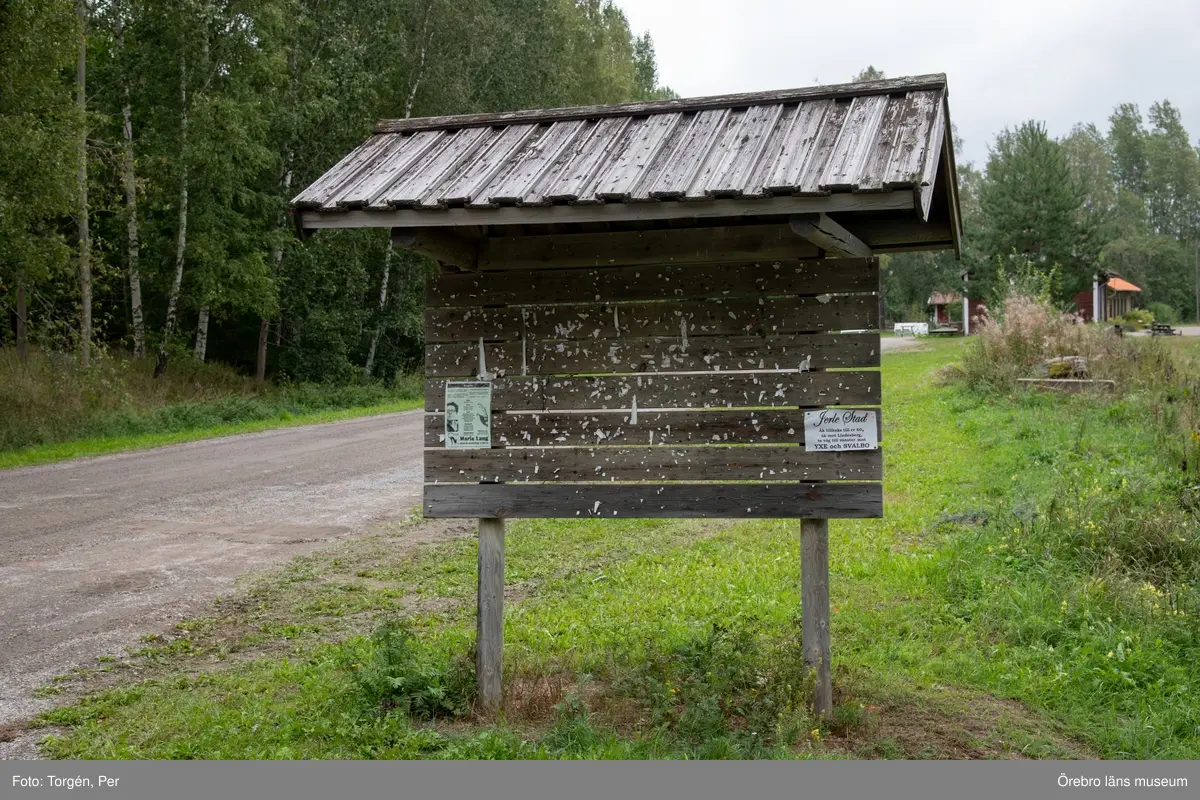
[423,257,883,519]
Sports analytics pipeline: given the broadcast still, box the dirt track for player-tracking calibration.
[0,411,424,744]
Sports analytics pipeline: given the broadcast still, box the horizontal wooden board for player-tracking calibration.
[298,195,913,234]
[425,371,880,412]
[427,332,880,377]
[476,224,821,270]
[425,446,882,482]
[425,295,878,343]
[425,408,883,447]
[423,482,883,518]
[426,259,879,307]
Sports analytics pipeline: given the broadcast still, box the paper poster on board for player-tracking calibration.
[444,381,492,448]
[803,409,879,452]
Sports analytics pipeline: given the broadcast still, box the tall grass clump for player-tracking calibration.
[0,347,421,453]
[350,619,475,719]
[944,279,1200,754]
[958,294,1174,392]
[615,618,816,756]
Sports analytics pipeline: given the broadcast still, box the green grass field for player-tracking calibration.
[29,339,1200,759]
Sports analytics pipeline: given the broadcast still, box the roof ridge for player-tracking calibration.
[374,74,948,135]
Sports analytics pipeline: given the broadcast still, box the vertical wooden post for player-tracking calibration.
[477,516,505,711]
[801,517,832,719]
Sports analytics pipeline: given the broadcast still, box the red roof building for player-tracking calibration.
[1074,274,1140,322]
[927,291,961,326]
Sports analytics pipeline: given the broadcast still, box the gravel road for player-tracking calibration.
[0,411,423,744]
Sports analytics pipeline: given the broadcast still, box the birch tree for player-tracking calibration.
[113,0,146,357]
[0,0,80,361]
[76,0,92,366]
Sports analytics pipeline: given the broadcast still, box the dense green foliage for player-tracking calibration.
[1,0,673,381]
[0,1,81,301]
[0,346,419,457]
[874,70,1200,324]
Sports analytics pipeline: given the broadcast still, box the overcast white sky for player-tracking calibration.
[618,0,1200,168]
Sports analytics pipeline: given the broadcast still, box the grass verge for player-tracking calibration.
[0,399,423,470]
[1,347,423,468]
[27,339,1200,759]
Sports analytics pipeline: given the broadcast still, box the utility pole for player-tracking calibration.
[1194,242,1199,324]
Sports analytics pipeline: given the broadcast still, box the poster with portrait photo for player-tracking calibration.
[444,381,492,448]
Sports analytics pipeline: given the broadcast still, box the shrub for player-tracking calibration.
[350,619,474,719]
[618,618,814,753]
[1149,303,1181,326]
[0,347,420,453]
[958,294,1174,392]
[1112,308,1154,330]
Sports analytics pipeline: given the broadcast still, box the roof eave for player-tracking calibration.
[295,190,919,232]
[939,88,963,260]
[373,74,949,135]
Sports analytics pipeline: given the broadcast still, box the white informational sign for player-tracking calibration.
[803,409,879,452]
[444,381,492,449]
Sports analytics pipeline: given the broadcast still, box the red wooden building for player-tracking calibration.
[1073,273,1141,322]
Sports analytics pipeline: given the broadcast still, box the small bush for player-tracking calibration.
[1113,308,1154,330]
[618,618,814,753]
[350,619,474,719]
[0,347,420,453]
[1149,303,1181,326]
[958,294,1173,392]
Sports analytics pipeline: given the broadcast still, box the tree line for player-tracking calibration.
[7,25,1198,384]
[880,64,1200,324]
[1,0,673,382]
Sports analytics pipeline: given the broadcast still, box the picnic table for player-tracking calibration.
[1150,322,1181,336]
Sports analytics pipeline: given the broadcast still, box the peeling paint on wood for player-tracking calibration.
[423,408,883,447]
[423,482,884,518]
[426,332,881,377]
[426,259,880,307]
[425,445,882,482]
[424,371,879,412]
[426,295,878,343]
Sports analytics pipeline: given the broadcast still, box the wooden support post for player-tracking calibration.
[801,517,832,719]
[477,516,505,711]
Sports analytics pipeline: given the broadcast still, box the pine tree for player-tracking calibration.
[978,121,1090,298]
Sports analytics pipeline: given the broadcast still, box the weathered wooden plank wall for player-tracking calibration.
[425,483,883,518]
[427,332,879,377]
[423,256,882,519]
[423,408,883,447]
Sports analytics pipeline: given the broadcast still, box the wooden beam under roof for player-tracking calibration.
[789,214,873,258]
[299,191,914,232]
[391,228,479,270]
[476,223,821,270]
